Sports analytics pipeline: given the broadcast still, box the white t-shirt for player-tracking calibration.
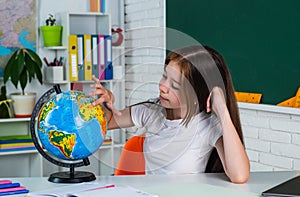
[131,103,222,175]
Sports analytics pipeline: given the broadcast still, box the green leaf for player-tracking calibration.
[24,53,36,79]
[4,48,43,91]
[19,68,28,94]
[32,62,43,84]
[10,62,20,90]
[26,49,42,68]
[16,49,25,76]
[3,50,18,83]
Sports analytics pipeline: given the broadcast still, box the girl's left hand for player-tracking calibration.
[206,86,227,116]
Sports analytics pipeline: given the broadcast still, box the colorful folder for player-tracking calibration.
[98,34,105,80]
[90,0,100,12]
[68,35,78,81]
[104,35,113,80]
[77,34,85,81]
[91,34,99,78]
[84,34,92,80]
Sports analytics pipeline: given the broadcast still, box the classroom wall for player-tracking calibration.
[123,0,300,172]
[240,103,300,171]
[124,0,165,106]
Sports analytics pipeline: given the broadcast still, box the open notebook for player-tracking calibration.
[26,183,158,197]
[262,175,300,197]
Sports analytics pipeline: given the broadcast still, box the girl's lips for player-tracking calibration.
[160,95,167,101]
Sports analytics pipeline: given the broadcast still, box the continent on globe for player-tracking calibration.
[37,91,107,160]
[49,130,76,159]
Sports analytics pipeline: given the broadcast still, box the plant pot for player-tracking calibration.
[41,26,63,46]
[10,92,36,118]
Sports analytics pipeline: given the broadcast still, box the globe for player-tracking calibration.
[30,85,107,183]
[37,90,107,160]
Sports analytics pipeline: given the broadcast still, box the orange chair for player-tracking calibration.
[114,135,146,175]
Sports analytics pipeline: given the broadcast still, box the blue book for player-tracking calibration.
[0,147,36,152]
[0,189,29,196]
[0,135,32,144]
[0,139,33,144]
[101,0,106,12]
[0,183,20,189]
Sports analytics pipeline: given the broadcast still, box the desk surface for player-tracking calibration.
[5,171,300,197]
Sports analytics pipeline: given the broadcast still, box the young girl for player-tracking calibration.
[89,45,250,183]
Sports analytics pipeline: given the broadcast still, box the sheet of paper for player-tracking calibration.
[69,186,158,197]
[26,182,158,197]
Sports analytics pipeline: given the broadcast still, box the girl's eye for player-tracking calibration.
[171,83,180,90]
[161,73,181,90]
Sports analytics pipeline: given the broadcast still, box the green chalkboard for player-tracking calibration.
[166,0,300,104]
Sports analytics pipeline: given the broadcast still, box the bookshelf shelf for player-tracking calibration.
[0,149,39,156]
[44,80,69,84]
[0,118,30,123]
[44,46,68,50]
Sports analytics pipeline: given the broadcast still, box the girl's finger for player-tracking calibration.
[206,92,212,113]
[92,75,100,83]
[90,76,104,89]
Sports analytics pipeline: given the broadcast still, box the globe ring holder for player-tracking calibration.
[30,84,96,183]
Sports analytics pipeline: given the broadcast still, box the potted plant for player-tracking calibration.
[3,48,43,118]
[40,14,63,47]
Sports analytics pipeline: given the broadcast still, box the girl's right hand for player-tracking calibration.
[206,86,227,117]
[88,75,121,116]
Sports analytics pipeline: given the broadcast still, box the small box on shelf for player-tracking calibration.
[45,66,64,83]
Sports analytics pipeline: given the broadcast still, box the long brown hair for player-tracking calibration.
[165,45,244,173]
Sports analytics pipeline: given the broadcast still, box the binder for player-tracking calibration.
[77,34,85,81]
[100,0,106,13]
[84,34,92,80]
[98,34,105,80]
[91,34,99,78]
[68,35,78,81]
[104,35,113,80]
[90,0,100,12]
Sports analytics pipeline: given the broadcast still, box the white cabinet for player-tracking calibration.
[44,12,126,176]
[0,118,43,177]
[0,12,126,177]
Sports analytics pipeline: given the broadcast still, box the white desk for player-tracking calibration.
[5,171,300,197]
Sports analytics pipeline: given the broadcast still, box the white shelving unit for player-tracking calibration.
[44,12,126,176]
[0,118,43,177]
[0,11,125,177]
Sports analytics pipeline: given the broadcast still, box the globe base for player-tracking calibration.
[48,171,96,183]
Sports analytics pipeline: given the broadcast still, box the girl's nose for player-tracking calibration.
[159,82,169,93]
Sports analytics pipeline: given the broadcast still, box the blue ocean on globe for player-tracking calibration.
[37,91,107,160]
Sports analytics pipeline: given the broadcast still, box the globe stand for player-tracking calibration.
[48,161,96,183]
[30,84,96,183]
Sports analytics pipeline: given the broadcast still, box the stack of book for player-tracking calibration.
[0,180,29,195]
[0,135,35,152]
[102,138,112,146]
